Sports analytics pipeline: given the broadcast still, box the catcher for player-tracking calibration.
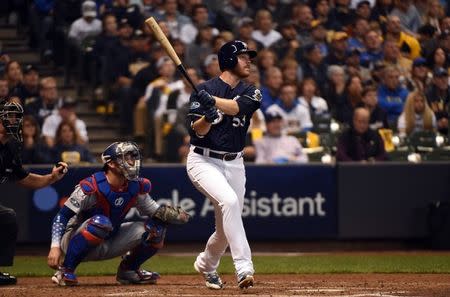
[47,141,190,286]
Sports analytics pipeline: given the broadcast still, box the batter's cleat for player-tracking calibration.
[51,267,78,286]
[237,272,254,289]
[194,261,223,290]
[0,272,17,286]
[116,267,160,285]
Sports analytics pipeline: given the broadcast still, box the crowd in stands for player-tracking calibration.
[0,0,449,164]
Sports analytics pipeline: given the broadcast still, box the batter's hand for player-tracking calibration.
[197,90,216,108]
[47,247,62,269]
[204,106,219,123]
[52,162,68,181]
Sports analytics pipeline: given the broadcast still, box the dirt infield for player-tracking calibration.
[2,274,450,297]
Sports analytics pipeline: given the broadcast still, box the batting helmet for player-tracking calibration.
[101,141,141,181]
[218,40,257,71]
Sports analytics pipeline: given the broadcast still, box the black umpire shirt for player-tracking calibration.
[0,140,28,184]
[188,77,261,152]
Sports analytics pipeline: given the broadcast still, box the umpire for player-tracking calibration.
[0,101,68,286]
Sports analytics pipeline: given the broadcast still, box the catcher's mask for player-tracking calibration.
[0,101,24,142]
[101,141,141,181]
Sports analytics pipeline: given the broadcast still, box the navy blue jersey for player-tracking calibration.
[188,77,261,152]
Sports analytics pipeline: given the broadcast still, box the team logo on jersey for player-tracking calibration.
[253,89,262,102]
[114,197,124,207]
[211,110,224,125]
[190,101,201,109]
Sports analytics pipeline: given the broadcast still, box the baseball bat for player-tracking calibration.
[145,17,199,93]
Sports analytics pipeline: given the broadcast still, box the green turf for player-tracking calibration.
[6,254,450,277]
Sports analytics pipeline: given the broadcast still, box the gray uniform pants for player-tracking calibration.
[61,220,146,261]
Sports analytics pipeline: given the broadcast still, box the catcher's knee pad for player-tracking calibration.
[142,219,166,249]
[81,215,113,245]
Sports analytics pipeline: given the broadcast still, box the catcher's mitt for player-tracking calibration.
[153,205,190,224]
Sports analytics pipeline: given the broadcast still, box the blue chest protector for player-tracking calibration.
[79,172,141,231]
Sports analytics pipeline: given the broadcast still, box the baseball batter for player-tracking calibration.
[47,141,189,286]
[186,40,261,289]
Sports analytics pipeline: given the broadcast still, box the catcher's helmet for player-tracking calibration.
[101,141,141,181]
[218,40,257,71]
[0,101,24,142]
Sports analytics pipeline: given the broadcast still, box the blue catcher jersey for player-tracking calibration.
[187,77,261,152]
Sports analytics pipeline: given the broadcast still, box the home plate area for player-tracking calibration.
[3,274,450,297]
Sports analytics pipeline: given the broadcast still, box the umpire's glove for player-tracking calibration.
[197,90,216,108]
[204,106,219,123]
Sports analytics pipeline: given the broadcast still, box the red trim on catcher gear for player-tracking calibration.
[80,229,103,245]
[138,178,152,194]
[91,174,111,217]
[79,176,97,195]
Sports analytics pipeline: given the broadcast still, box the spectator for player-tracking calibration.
[107,0,143,30]
[345,49,372,81]
[348,17,370,53]
[313,0,337,30]
[254,111,308,164]
[180,4,218,45]
[385,15,421,59]
[382,40,412,78]
[324,65,346,115]
[326,32,348,66]
[299,43,328,92]
[354,0,373,21]
[42,97,88,147]
[256,48,277,78]
[214,0,254,32]
[360,30,384,68]
[426,46,449,73]
[298,78,329,121]
[51,121,95,164]
[184,25,215,70]
[271,20,301,61]
[266,82,313,134]
[280,58,299,85]
[251,9,282,48]
[4,61,23,95]
[11,65,39,105]
[336,74,364,124]
[0,78,9,103]
[202,54,221,80]
[21,115,51,164]
[291,3,314,45]
[309,20,329,57]
[417,24,438,59]
[164,68,200,162]
[28,0,54,60]
[336,107,387,161]
[260,66,283,112]
[390,0,422,35]
[360,85,389,130]
[329,0,355,31]
[406,57,431,93]
[157,0,192,40]
[377,65,409,125]
[24,76,62,127]
[425,67,449,135]
[397,91,436,137]
[235,17,263,50]
[67,1,102,48]
[422,0,444,34]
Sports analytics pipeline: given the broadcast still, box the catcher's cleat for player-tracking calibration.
[237,272,254,289]
[194,261,223,290]
[51,267,78,286]
[116,267,160,284]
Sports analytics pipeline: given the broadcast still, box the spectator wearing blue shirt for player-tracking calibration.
[359,30,384,68]
[260,66,283,112]
[377,65,409,126]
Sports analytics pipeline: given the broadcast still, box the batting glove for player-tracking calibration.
[197,90,216,108]
[204,106,219,123]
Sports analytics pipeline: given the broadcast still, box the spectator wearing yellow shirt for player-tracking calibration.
[385,15,421,60]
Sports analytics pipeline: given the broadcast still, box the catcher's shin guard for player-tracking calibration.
[63,215,112,270]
